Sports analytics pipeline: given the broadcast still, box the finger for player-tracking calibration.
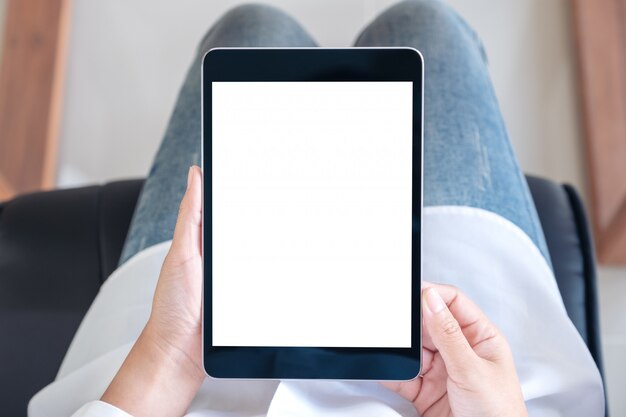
[414,353,449,416]
[421,283,498,350]
[169,165,202,263]
[380,347,434,400]
[422,287,477,379]
[424,284,486,329]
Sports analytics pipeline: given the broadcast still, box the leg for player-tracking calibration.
[354,0,551,264]
[119,4,317,265]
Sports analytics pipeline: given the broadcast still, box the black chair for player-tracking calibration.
[0,175,607,416]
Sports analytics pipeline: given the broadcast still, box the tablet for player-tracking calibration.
[202,47,423,380]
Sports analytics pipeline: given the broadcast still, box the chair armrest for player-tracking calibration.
[0,179,143,416]
[526,175,605,379]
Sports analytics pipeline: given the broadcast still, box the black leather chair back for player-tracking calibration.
[0,180,143,416]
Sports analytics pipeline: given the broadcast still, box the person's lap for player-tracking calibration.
[119,0,551,267]
[118,4,317,264]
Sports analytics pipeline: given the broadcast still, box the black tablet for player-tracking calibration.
[202,48,423,380]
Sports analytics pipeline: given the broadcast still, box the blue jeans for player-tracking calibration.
[119,0,551,267]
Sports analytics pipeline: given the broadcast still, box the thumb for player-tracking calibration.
[168,165,202,264]
[422,287,477,379]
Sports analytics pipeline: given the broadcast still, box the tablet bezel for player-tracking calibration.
[202,47,423,380]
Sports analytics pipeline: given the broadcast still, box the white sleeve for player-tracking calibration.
[71,401,132,417]
[422,207,605,416]
[28,243,170,417]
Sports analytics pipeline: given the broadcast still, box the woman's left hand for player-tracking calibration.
[101,165,205,417]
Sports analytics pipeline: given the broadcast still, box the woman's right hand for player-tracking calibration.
[383,283,528,417]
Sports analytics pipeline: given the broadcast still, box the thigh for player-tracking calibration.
[119,5,317,265]
[354,0,551,264]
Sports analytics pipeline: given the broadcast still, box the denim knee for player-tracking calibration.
[198,3,316,52]
[214,3,297,31]
[355,0,486,63]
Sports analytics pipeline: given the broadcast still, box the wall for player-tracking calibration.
[55,0,625,414]
[55,0,585,190]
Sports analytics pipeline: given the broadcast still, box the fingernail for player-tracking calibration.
[186,166,193,190]
[425,288,445,313]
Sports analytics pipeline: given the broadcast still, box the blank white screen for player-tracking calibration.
[211,81,412,347]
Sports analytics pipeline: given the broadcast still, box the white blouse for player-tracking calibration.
[28,206,605,417]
